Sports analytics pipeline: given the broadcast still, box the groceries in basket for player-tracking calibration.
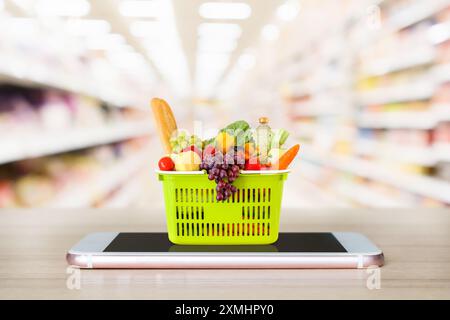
[151,98,299,245]
[151,98,300,202]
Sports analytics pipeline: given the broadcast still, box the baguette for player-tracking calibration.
[150,98,178,154]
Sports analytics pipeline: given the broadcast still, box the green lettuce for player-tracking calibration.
[271,129,290,148]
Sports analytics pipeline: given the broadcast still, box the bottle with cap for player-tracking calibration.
[256,117,272,165]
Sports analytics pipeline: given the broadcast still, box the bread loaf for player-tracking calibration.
[150,98,178,154]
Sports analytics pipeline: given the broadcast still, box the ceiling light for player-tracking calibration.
[261,24,280,42]
[195,52,231,97]
[199,2,252,20]
[130,20,160,38]
[197,52,230,68]
[11,0,34,12]
[65,19,111,36]
[86,33,127,51]
[238,53,256,70]
[428,23,450,45]
[0,0,4,12]
[119,0,159,18]
[198,38,238,53]
[3,17,37,36]
[108,51,147,68]
[34,0,90,17]
[277,0,301,22]
[198,23,242,39]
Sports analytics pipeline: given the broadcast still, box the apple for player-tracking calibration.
[182,145,202,158]
[173,150,201,171]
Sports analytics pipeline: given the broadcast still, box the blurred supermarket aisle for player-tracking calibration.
[0,0,449,209]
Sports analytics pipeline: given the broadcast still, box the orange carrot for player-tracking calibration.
[272,144,300,170]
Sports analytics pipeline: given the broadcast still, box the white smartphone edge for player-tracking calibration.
[67,232,384,269]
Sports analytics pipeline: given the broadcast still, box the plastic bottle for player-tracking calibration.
[256,117,272,165]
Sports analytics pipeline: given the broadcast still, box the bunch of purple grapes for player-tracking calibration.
[200,147,245,201]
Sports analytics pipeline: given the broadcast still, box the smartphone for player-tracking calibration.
[66,232,384,269]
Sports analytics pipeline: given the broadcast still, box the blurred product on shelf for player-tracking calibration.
[0,137,150,208]
[0,0,449,209]
[235,0,450,208]
[0,85,153,166]
[0,85,151,134]
[0,15,154,108]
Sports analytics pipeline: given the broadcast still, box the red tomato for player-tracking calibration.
[183,145,202,158]
[261,163,272,170]
[244,158,261,171]
[158,157,175,171]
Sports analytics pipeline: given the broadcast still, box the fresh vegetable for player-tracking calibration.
[154,109,299,202]
[215,131,235,154]
[221,120,250,134]
[183,145,202,158]
[270,129,290,149]
[158,156,175,171]
[221,120,253,145]
[245,157,261,171]
[268,148,287,164]
[271,144,300,170]
[173,151,201,171]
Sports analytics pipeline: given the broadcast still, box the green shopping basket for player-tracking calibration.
[158,170,289,245]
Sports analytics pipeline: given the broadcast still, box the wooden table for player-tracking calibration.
[0,208,449,299]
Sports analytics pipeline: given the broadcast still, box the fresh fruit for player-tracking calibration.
[170,130,202,154]
[245,157,261,171]
[200,150,244,201]
[216,132,235,154]
[183,145,202,158]
[244,142,256,160]
[202,145,216,158]
[173,151,201,171]
[158,156,175,171]
[271,144,300,170]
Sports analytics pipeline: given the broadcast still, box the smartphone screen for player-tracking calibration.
[103,233,347,253]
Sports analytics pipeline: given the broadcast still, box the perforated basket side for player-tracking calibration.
[159,172,288,245]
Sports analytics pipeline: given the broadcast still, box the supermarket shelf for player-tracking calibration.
[103,172,144,208]
[355,139,437,166]
[0,64,139,109]
[290,162,353,208]
[290,111,344,119]
[298,160,403,207]
[357,109,450,129]
[334,181,411,208]
[358,82,435,105]
[388,0,450,31]
[429,22,450,45]
[49,149,150,208]
[301,144,450,204]
[432,63,450,83]
[0,122,153,165]
[289,103,347,118]
[360,49,435,77]
[434,143,450,162]
[433,103,450,119]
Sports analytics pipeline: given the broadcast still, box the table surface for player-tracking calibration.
[0,208,449,300]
